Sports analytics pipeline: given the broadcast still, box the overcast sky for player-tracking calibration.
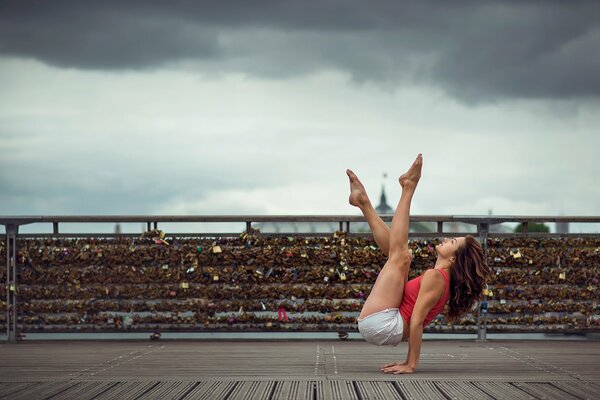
[1,1,599,233]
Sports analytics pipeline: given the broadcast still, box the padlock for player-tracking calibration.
[559,272,566,280]
[212,245,222,253]
[481,301,488,313]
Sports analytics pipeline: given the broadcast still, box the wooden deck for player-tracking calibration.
[0,340,599,399]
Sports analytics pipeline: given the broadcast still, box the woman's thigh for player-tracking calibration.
[358,256,410,320]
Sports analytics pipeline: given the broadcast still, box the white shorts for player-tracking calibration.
[357,307,404,346]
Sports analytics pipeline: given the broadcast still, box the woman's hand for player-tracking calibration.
[381,360,407,369]
[381,362,416,374]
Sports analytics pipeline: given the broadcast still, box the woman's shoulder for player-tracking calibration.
[420,268,448,291]
[423,267,447,276]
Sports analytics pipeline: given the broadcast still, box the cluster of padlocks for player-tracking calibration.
[1,230,599,333]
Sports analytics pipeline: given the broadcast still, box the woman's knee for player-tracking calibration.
[388,250,412,269]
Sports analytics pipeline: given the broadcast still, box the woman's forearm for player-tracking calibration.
[407,324,424,368]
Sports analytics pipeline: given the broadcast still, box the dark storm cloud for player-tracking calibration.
[1,0,599,102]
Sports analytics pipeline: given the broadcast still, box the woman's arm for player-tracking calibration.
[382,269,444,374]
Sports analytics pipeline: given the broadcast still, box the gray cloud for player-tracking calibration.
[1,1,599,103]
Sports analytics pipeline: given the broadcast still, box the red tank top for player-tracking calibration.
[399,268,450,327]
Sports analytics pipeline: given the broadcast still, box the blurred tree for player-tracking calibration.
[514,223,549,233]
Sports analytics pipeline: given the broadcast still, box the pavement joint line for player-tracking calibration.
[331,345,338,375]
[68,353,129,378]
[92,345,164,375]
[314,344,320,376]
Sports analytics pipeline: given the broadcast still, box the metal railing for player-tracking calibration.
[3,215,600,344]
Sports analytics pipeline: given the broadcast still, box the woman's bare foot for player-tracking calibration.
[346,169,370,208]
[399,153,423,190]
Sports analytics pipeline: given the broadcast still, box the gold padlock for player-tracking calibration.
[559,272,566,280]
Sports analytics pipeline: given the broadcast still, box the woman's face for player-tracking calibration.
[436,236,466,260]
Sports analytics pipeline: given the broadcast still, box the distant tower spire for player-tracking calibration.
[376,172,393,215]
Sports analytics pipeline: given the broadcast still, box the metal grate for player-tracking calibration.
[0,380,597,400]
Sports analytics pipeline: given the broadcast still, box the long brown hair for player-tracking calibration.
[447,235,491,322]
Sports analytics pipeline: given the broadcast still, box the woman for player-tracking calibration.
[347,153,490,374]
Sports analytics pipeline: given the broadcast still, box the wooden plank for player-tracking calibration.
[0,382,32,398]
[154,381,211,400]
[139,381,198,400]
[327,380,359,400]
[226,381,276,400]
[92,381,161,400]
[48,381,121,400]
[511,382,580,400]
[9,381,79,400]
[353,381,403,399]
[471,381,535,399]
[271,381,321,400]
[186,381,240,400]
[396,381,446,400]
[435,381,494,400]
[552,381,600,400]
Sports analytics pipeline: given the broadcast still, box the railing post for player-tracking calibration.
[477,222,489,341]
[6,223,19,344]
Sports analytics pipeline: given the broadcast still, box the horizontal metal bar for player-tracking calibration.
[11,232,600,239]
[1,214,600,225]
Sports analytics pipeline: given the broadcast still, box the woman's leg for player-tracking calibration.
[347,169,391,256]
[358,154,422,320]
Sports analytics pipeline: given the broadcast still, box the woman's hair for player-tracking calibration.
[447,235,491,322]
